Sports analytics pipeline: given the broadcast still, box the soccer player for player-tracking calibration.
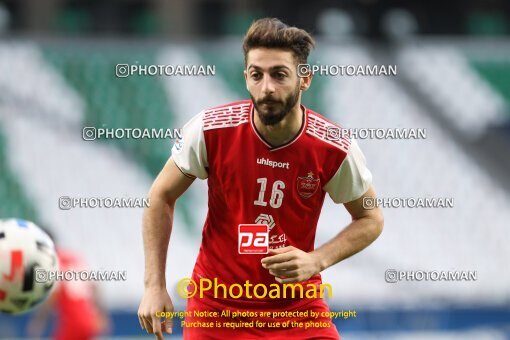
[138,17,384,339]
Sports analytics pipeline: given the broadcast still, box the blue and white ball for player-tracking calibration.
[0,219,58,314]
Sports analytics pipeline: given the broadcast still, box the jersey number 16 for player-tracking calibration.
[254,178,285,208]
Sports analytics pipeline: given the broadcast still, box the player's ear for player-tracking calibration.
[300,73,312,92]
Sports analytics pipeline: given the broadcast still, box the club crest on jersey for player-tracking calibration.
[296,171,320,199]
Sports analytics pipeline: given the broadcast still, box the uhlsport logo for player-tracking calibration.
[256,158,290,170]
[238,224,269,254]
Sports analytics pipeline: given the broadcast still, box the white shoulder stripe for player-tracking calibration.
[203,103,250,131]
[306,114,351,152]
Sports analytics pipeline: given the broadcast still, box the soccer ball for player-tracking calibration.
[0,219,58,314]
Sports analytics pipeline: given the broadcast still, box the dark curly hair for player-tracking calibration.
[242,18,315,65]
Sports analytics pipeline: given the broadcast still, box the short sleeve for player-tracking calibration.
[323,138,372,203]
[171,111,208,179]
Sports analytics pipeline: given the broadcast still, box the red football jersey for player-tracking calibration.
[171,100,372,309]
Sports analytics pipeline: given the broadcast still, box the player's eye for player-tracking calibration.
[251,73,262,81]
[273,72,287,80]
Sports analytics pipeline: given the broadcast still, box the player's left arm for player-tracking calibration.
[262,186,383,283]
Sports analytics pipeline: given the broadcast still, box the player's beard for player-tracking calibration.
[251,81,301,126]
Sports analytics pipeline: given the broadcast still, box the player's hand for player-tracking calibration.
[138,287,174,339]
[261,246,322,283]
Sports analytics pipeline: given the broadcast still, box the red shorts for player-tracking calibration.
[183,297,340,340]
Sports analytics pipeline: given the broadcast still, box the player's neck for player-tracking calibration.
[254,103,304,147]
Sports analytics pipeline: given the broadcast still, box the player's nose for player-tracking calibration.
[261,75,276,95]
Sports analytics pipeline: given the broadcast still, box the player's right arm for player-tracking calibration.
[139,111,207,339]
[138,157,195,339]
